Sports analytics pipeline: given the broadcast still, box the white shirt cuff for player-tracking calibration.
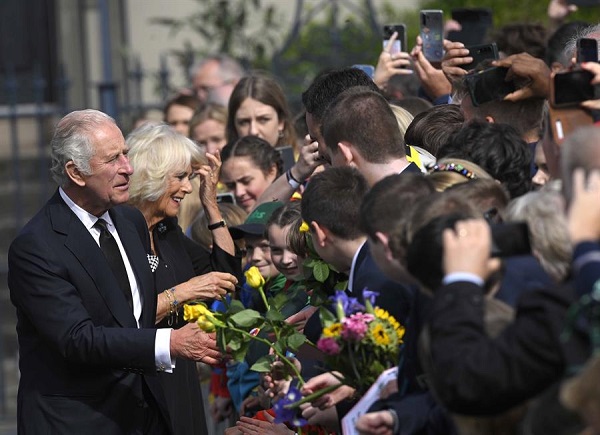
[442,272,484,287]
[155,328,175,373]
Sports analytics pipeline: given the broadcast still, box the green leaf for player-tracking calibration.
[250,355,274,372]
[226,335,242,351]
[230,309,263,327]
[266,309,284,322]
[303,258,316,268]
[228,300,246,314]
[287,332,307,351]
[313,262,330,283]
[334,280,349,291]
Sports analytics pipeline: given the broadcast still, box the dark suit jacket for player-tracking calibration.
[351,242,414,326]
[428,280,589,415]
[8,191,169,434]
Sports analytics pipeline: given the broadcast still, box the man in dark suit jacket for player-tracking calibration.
[8,109,221,434]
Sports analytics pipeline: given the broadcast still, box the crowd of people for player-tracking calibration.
[8,0,600,434]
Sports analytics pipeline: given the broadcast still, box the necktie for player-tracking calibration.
[95,219,134,311]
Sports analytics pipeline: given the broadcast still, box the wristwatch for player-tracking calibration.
[207,220,226,230]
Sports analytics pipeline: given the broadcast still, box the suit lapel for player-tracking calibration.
[49,193,137,328]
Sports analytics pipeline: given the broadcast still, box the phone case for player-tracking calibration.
[461,43,499,71]
[447,8,493,46]
[420,10,444,63]
[548,106,594,145]
[383,24,406,54]
[551,70,595,108]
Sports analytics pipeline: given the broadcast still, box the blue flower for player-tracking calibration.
[273,385,308,426]
[362,288,380,306]
[330,290,364,317]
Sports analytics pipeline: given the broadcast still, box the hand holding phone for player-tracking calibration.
[465,66,516,107]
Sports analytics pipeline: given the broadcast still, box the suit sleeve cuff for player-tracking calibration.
[155,328,175,373]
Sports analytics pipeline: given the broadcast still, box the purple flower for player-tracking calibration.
[330,290,364,317]
[341,313,375,340]
[362,288,380,306]
[317,337,341,355]
[273,385,308,426]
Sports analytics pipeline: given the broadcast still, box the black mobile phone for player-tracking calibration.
[447,8,493,46]
[420,10,444,65]
[551,70,595,108]
[277,145,296,173]
[461,43,499,71]
[490,222,531,258]
[217,192,236,204]
[466,66,516,107]
[577,38,598,63]
[383,24,407,54]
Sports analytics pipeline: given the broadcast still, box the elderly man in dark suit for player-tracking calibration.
[8,109,220,434]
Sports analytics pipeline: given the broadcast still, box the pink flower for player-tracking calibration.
[341,313,374,341]
[317,337,341,355]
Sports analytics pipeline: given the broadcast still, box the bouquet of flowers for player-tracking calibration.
[183,266,307,379]
[316,289,405,395]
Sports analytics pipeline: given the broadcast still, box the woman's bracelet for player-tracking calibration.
[164,288,178,326]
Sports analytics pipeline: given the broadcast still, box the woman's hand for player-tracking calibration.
[374,31,413,91]
[180,271,238,302]
[197,151,222,208]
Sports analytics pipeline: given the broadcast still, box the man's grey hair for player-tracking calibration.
[50,109,116,187]
[188,54,246,83]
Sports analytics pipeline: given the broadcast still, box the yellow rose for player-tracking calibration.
[245,266,265,289]
[299,221,310,233]
[183,304,204,322]
[197,315,216,332]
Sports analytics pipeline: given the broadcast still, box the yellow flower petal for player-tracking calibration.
[245,266,265,289]
[299,221,310,233]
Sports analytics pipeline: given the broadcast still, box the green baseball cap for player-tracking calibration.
[229,201,284,239]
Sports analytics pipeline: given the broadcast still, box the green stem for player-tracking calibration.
[228,325,304,385]
[257,285,270,311]
[283,383,343,409]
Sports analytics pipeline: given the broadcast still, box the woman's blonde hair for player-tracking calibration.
[127,123,205,206]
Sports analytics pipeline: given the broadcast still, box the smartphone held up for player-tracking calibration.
[383,24,407,54]
[420,10,444,65]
